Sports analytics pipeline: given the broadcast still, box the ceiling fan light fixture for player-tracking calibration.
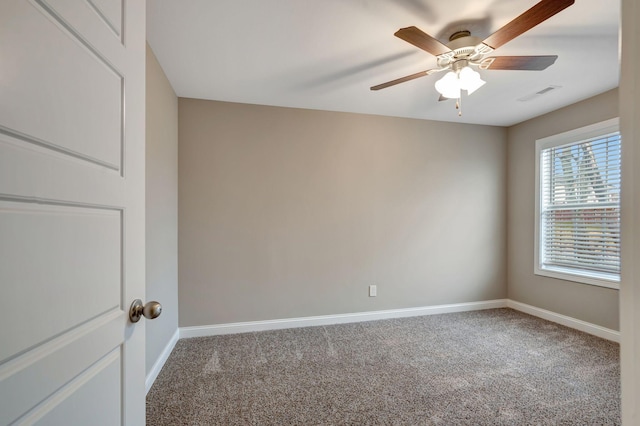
[435,66,485,98]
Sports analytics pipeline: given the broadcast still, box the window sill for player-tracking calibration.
[534,265,620,290]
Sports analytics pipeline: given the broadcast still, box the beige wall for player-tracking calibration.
[145,44,179,374]
[178,98,507,327]
[507,89,619,330]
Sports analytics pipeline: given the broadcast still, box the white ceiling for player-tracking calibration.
[146,0,620,127]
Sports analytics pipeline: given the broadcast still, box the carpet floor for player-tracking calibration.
[146,308,620,425]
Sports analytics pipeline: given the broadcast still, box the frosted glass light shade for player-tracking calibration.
[434,71,461,99]
[459,67,486,94]
[435,66,486,98]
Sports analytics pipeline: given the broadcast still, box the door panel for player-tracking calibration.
[0,0,123,169]
[30,349,121,426]
[0,0,145,424]
[0,201,121,362]
[0,312,122,425]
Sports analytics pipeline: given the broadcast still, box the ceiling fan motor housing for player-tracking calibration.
[449,30,472,41]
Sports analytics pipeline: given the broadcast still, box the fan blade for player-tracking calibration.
[370,69,434,91]
[482,0,574,50]
[438,94,453,102]
[394,27,451,56]
[480,55,557,70]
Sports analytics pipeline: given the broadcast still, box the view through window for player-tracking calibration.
[535,119,621,288]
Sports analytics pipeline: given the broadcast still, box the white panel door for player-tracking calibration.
[0,0,146,424]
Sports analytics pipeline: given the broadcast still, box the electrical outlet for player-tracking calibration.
[369,285,377,297]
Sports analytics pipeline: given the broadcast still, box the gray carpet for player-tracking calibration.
[146,308,620,425]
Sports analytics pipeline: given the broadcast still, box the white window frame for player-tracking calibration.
[534,117,620,289]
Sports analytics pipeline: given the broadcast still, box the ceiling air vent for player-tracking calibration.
[517,85,562,102]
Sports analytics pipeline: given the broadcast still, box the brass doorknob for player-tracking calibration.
[129,299,162,323]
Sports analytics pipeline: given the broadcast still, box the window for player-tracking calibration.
[535,118,621,289]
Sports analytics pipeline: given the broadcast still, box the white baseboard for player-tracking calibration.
[146,328,180,394]
[179,299,508,339]
[507,300,620,342]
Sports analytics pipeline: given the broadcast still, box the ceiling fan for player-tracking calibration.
[370,0,575,114]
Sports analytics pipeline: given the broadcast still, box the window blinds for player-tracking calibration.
[539,131,621,278]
